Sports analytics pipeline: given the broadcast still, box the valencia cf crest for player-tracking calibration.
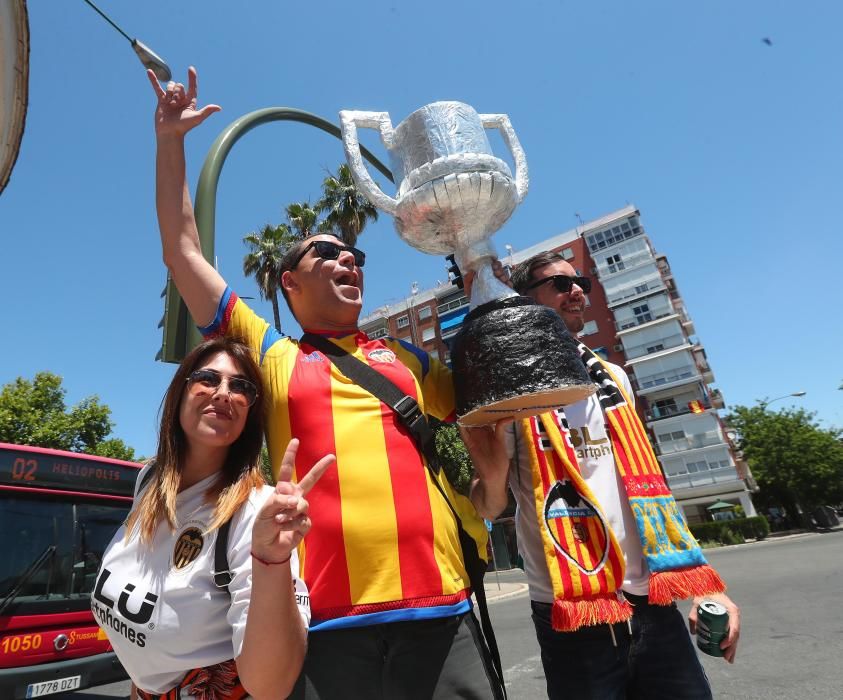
[173,527,204,569]
[543,480,610,575]
[368,348,396,363]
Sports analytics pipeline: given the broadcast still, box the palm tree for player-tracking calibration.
[242,223,297,332]
[315,163,379,247]
[285,201,320,239]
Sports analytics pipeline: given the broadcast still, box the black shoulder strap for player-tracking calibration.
[212,519,233,594]
[301,333,440,472]
[300,332,506,697]
[136,463,233,595]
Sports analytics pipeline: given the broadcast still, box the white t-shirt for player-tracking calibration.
[506,361,649,603]
[92,464,310,695]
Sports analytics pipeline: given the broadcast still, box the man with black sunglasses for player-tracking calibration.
[466,250,740,699]
[148,67,505,699]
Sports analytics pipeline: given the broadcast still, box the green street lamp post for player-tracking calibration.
[158,108,393,363]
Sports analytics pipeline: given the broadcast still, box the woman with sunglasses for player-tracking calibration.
[94,337,334,700]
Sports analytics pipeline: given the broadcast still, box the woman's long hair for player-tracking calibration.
[126,337,266,544]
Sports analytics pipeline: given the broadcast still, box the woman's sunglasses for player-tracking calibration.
[525,274,592,294]
[186,369,259,407]
[290,240,366,270]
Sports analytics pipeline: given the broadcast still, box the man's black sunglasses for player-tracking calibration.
[290,240,366,270]
[525,274,592,294]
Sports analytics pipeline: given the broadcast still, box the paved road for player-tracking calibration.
[72,530,843,699]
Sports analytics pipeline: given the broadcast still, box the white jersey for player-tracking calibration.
[506,361,649,603]
[92,464,310,695]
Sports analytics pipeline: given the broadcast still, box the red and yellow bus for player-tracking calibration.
[0,442,141,699]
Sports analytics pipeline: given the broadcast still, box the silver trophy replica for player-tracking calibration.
[340,102,595,425]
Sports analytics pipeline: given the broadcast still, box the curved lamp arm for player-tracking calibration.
[159,108,393,363]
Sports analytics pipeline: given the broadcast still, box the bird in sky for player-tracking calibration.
[762,37,773,46]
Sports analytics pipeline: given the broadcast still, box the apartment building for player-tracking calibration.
[359,205,756,523]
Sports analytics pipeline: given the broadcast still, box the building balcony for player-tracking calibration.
[654,430,725,456]
[615,311,677,335]
[623,332,687,361]
[666,466,742,492]
[436,295,468,315]
[645,400,712,423]
[606,280,666,308]
[710,388,725,410]
[630,366,701,395]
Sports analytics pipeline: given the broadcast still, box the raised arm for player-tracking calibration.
[148,67,225,327]
[237,440,335,699]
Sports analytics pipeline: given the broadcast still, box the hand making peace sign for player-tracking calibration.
[146,66,221,139]
[251,439,335,566]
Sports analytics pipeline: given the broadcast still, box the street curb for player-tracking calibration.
[702,527,843,552]
[485,583,530,604]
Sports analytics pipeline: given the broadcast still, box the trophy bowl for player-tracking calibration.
[340,102,595,425]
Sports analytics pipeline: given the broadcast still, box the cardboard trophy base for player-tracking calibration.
[457,383,596,426]
[452,296,595,426]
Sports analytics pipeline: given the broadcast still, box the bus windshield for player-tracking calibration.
[0,493,129,616]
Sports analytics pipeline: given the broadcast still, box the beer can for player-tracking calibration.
[696,600,729,657]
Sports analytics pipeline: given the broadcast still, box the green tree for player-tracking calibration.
[432,420,474,496]
[727,405,843,522]
[285,201,320,239]
[242,223,299,332]
[316,164,379,247]
[0,372,136,459]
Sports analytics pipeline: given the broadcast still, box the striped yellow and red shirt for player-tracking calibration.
[201,289,487,629]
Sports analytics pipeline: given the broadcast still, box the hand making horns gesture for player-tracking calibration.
[251,439,335,565]
[146,66,221,138]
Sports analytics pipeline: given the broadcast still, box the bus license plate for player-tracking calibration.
[26,675,81,697]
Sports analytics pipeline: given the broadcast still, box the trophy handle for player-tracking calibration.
[339,110,399,215]
[479,114,529,203]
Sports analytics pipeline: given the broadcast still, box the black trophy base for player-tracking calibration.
[451,296,596,427]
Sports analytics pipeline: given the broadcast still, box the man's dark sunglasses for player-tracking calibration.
[291,240,366,270]
[187,369,259,407]
[525,274,592,294]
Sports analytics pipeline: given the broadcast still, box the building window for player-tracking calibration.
[396,316,409,329]
[635,284,648,295]
[418,306,432,321]
[581,320,598,336]
[646,343,665,354]
[369,328,389,340]
[421,327,436,343]
[606,254,625,274]
[561,248,575,260]
[632,303,652,325]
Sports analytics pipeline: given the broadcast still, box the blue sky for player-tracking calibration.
[3,1,841,457]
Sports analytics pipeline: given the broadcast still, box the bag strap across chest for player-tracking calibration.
[136,468,233,594]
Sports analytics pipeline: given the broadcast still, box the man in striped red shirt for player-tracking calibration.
[150,67,505,699]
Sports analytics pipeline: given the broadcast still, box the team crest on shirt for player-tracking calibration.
[543,480,610,575]
[173,527,204,569]
[367,348,396,363]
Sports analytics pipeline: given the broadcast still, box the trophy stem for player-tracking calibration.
[454,242,517,308]
[469,262,518,308]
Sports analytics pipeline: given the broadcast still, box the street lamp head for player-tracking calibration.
[82,0,171,81]
[791,391,807,397]
[132,40,172,82]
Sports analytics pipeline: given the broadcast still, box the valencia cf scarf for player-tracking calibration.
[523,343,726,632]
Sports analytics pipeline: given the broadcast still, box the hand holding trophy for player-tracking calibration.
[340,102,595,425]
